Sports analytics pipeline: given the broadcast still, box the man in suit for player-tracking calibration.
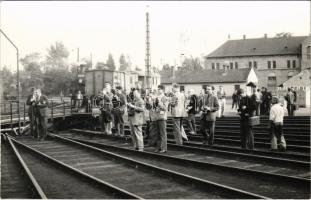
[112,86,127,136]
[26,87,36,137]
[128,88,145,151]
[199,85,219,145]
[154,85,169,153]
[33,89,49,140]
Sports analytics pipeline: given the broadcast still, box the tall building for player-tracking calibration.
[204,35,309,92]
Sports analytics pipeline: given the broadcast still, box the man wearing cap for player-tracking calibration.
[199,85,219,145]
[237,88,256,150]
[269,96,286,151]
[154,85,168,153]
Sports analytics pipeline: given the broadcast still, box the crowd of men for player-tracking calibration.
[88,82,298,153]
[27,83,299,153]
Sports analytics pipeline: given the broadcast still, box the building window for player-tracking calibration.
[268,76,276,81]
[292,60,296,68]
[287,60,291,68]
[268,72,277,87]
[307,46,311,59]
[212,63,215,70]
[268,61,271,69]
[216,63,220,70]
[273,61,276,69]
[235,62,238,69]
[253,61,257,69]
[230,62,233,69]
[248,61,252,68]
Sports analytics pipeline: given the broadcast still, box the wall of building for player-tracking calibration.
[205,55,301,92]
[162,82,251,97]
[301,36,311,70]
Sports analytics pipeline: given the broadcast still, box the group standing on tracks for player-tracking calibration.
[25,82,301,153]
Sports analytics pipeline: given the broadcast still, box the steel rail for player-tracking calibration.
[4,134,47,199]
[65,135,310,186]
[48,133,268,199]
[72,128,311,162]
[9,136,143,199]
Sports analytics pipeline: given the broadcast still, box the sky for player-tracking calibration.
[0,1,310,72]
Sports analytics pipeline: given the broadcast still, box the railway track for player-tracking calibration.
[12,134,267,199]
[1,135,45,199]
[4,135,138,199]
[60,130,310,199]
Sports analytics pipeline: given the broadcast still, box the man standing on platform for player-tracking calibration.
[237,88,256,150]
[154,85,168,153]
[217,85,226,118]
[26,87,37,137]
[112,86,126,136]
[170,83,186,145]
[186,89,198,135]
[128,89,145,151]
[199,85,219,145]
[34,89,49,140]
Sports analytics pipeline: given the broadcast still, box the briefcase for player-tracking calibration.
[91,108,101,117]
[249,116,260,126]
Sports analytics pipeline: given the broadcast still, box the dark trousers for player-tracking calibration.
[255,102,260,116]
[35,115,47,139]
[287,104,294,117]
[113,112,124,136]
[200,119,215,145]
[187,114,196,134]
[232,100,238,109]
[155,120,167,151]
[148,121,158,146]
[144,120,150,139]
[240,119,254,149]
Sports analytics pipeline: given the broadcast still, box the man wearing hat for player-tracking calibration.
[269,96,286,151]
[237,88,256,149]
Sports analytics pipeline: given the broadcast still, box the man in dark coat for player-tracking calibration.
[33,89,49,140]
[26,87,36,137]
[237,89,256,150]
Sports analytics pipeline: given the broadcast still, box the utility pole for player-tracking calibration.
[0,29,21,134]
[145,6,151,89]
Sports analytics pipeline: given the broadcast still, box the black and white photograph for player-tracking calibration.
[0,1,310,199]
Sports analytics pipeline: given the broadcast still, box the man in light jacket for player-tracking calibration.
[128,88,145,151]
[170,83,186,145]
[199,85,219,145]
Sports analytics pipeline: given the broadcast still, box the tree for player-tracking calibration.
[20,52,44,94]
[161,63,171,71]
[119,54,130,71]
[95,62,107,70]
[181,56,203,71]
[0,66,14,98]
[106,53,116,70]
[275,32,292,38]
[45,41,69,70]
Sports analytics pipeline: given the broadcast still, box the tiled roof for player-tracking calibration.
[206,36,307,58]
[160,68,251,84]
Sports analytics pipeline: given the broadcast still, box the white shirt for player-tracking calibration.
[269,103,284,123]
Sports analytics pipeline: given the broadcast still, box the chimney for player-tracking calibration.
[243,35,246,40]
[264,34,267,38]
